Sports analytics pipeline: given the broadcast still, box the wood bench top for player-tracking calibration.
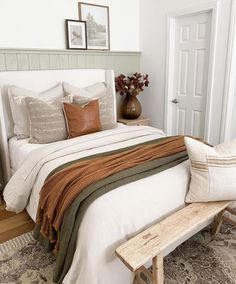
[116,201,231,272]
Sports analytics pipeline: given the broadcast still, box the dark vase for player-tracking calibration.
[121,93,142,119]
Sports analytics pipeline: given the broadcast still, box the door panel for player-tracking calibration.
[172,12,212,138]
[177,108,186,135]
[179,51,189,95]
[191,110,202,137]
[194,49,205,97]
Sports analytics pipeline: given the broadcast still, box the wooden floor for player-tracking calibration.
[0,202,34,244]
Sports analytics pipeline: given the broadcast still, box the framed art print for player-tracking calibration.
[78,2,110,50]
[66,19,87,50]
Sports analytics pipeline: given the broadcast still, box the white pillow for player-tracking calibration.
[63,82,116,130]
[8,83,64,139]
[63,82,106,99]
[185,137,236,203]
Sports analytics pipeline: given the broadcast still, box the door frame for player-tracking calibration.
[220,0,236,141]
[164,1,219,140]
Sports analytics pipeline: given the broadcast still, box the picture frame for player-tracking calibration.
[66,19,87,50]
[78,2,110,50]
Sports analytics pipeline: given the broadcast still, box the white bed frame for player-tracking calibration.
[0,69,116,183]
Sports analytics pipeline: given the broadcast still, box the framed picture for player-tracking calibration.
[66,19,87,50]
[78,2,110,50]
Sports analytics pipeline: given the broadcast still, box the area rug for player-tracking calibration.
[0,224,236,284]
[0,232,55,284]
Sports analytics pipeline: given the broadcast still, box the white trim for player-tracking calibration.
[164,1,219,141]
[203,2,219,141]
[164,16,176,135]
[220,0,236,142]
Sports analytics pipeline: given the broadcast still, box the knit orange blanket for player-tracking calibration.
[36,136,186,249]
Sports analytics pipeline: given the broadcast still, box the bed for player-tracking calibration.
[0,69,195,284]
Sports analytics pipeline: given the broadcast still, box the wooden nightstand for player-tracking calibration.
[117,116,150,126]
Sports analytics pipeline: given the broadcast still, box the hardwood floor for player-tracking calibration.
[0,202,34,244]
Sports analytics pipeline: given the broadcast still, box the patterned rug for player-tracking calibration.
[0,224,236,284]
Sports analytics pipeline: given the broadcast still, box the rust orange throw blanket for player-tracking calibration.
[36,136,186,250]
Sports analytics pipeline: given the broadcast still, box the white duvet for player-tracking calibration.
[4,126,190,284]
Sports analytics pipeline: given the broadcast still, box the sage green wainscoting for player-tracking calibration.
[0,49,141,75]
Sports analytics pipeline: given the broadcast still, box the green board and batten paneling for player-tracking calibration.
[0,49,141,74]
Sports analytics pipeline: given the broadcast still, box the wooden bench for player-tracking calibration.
[116,201,233,284]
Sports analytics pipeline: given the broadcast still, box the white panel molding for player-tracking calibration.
[164,1,219,142]
[0,48,141,75]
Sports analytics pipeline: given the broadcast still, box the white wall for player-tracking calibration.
[226,1,236,140]
[230,88,236,139]
[0,0,140,51]
[228,29,236,139]
[139,0,232,144]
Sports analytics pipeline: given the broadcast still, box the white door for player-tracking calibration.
[172,12,212,138]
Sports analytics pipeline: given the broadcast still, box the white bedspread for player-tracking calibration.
[4,126,191,284]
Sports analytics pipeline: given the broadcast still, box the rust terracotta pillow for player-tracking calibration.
[63,100,102,138]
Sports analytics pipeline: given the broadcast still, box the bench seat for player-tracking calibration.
[116,201,232,284]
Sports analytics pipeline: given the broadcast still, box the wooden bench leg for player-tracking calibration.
[134,266,153,284]
[212,209,226,235]
[133,254,164,284]
[223,207,236,227]
[153,254,164,284]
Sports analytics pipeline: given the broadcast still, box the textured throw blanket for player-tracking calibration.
[34,136,188,283]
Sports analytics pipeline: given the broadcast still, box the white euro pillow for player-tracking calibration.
[185,137,236,203]
[8,83,64,139]
[63,82,117,130]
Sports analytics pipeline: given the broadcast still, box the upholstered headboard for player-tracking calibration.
[0,69,116,182]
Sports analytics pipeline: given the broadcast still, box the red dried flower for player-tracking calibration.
[115,73,149,96]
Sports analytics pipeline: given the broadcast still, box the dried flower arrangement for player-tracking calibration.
[115,73,149,96]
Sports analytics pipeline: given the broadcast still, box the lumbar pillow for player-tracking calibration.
[185,137,236,202]
[63,100,102,138]
[63,82,116,130]
[25,96,71,144]
[8,83,64,139]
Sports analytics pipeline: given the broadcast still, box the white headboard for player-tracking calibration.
[0,69,116,182]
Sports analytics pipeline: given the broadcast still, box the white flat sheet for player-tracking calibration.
[8,123,128,172]
[8,137,47,172]
[4,126,194,284]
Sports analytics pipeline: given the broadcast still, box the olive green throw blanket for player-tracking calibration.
[33,136,188,283]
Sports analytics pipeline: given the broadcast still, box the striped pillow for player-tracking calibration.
[185,137,236,202]
[25,96,71,144]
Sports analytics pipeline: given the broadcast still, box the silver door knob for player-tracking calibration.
[171,98,180,104]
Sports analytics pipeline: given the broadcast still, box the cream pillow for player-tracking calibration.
[25,96,71,144]
[63,82,116,130]
[185,137,236,203]
[63,82,106,99]
[70,94,97,106]
[8,83,64,139]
